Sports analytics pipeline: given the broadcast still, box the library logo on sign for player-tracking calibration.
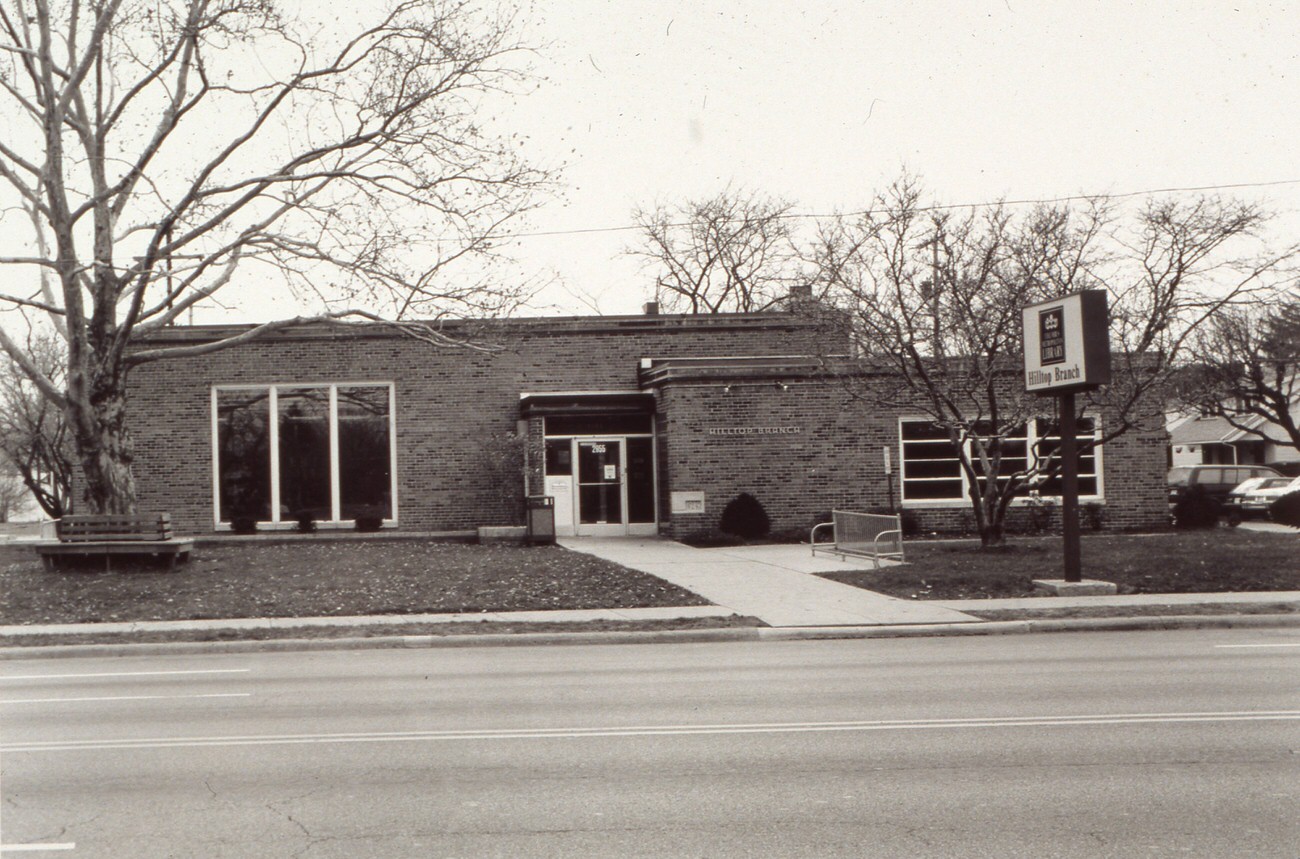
[1038,307,1066,365]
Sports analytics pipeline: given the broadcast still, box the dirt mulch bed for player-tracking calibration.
[821,530,1299,600]
[0,539,709,626]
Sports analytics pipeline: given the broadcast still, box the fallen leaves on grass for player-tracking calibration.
[822,530,1299,600]
[0,539,709,626]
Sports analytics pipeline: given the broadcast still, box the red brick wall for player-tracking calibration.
[653,372,1171,538]
[126,314,827,533]
[126,313,1170,538]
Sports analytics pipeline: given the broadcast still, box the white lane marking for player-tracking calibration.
[5,710,1298,753]
[2,693,250,705]
[1215,643,1300,648]
[1,669,250,681]
[0,844,76,852]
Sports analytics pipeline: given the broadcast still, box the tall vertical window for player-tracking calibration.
[216,390,272,521]
[899,417,1101,504]
[337,386,393,521]
[213,384,395,526]
[277,388,331,520]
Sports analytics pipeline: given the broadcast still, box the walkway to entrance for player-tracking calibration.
[559,537,979,628]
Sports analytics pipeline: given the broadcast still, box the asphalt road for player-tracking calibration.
[2,628,1298,858]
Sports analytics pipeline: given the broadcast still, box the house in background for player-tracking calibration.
[1167,403,1300,471]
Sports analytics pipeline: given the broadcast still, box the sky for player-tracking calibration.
[463,0,1300,318]
[4,1,1296,325]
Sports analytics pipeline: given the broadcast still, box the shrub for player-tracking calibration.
[679,529,746,548]
[1269,490,1300,528]
[230,516,258,535]
[719,492,770,540]
[1083,502,1105,532]
[866,507,920,537]
[1173,486,1220,529]
[355,514,384,533]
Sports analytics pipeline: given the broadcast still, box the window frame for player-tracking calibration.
[210,382,398,530]
[898,415,1105,508]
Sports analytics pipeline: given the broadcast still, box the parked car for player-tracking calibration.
[1256,476,1300,521]
[1265,461,1300,478]
[1167,464,1282,511]
[1223,476,1295,525]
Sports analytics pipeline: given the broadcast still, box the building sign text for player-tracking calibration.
[706,426,804,436]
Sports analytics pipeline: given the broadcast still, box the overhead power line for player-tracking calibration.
[503,177,1300,241]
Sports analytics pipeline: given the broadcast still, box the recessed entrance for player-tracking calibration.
[543,425,657,537]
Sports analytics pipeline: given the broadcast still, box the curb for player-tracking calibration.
[3,613,1298,660]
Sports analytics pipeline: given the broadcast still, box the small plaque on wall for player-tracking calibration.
[671,491,705,514]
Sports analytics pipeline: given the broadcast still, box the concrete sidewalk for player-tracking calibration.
[0,605,736,639]
[559,537,982,627]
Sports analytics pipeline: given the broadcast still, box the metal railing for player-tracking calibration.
[811,510,905,569]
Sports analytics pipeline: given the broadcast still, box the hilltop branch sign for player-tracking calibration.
[1022,291,1111,395]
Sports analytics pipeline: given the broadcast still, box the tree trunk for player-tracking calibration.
[978,495,1008,548]
[979,518,1006,548]
[68,385,138,515]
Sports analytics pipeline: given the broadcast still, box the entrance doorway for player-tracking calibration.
[545,435,656,536]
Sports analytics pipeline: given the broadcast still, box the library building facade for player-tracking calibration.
[123,304,1171,539]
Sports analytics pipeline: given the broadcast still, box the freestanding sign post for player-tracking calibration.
[1022,291,1111,584]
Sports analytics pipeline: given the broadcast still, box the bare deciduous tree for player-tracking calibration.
[1175,292,1300,455]
[0,330,72,517]
[0,0,550,513]
[0,455,30,522]
[628,189,803,313]
[809,175,1296,547]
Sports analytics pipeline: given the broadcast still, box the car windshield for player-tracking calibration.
[1167,467,1193,486]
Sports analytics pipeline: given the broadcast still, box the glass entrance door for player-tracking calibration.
[576,439,624,535]
[546,435,657,537]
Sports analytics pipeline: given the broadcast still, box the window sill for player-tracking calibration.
[214,520,398,533]
[901,498,1106,510]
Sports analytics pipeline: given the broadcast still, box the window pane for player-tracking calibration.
[626,437,655,523]
[278,387,332,520]
[338,386,392,520]
[904,479,965,500]
[546,414,652,435]
[545,439,573,476]
[904,458,962,479]
[217,390,271,522]
[901,421,951,441]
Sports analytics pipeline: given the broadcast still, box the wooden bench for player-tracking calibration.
[33,514,195,572]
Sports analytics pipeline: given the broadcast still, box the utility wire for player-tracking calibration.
[502,177,1300,241]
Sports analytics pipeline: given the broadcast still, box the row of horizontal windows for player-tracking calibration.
[900,418,1101,502]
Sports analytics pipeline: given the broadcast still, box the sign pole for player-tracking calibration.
[1059,391,1081,583]
[883,446,895,514]
[1023,290,1111,593]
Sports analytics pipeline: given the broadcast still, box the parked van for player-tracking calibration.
[1167,464,1282,509]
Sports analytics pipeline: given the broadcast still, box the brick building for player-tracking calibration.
[124,305,1171,538]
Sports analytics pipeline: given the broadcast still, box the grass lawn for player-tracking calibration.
[0,538,709,626]
[821,529,1299,600]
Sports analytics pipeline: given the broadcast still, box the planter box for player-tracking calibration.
[477,525,527,545]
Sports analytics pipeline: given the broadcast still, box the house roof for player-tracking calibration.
[1168,414,1266,445]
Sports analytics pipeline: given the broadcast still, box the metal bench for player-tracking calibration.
[810,510,905,569]
[33,513,195,571]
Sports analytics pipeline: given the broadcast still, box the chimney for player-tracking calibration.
[643,301,660,316]
[785,285,812,311]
